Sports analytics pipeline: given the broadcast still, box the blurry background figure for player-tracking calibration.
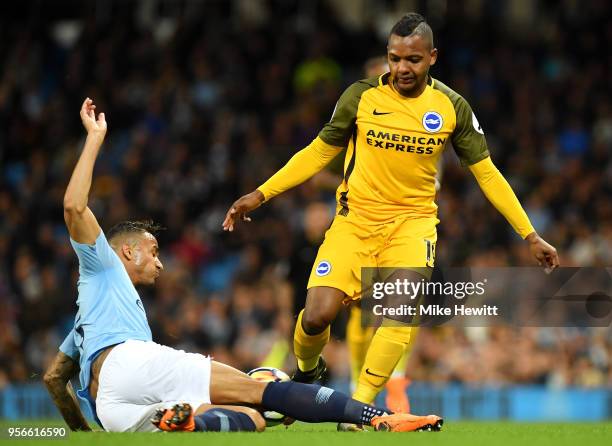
[363,55,389,77]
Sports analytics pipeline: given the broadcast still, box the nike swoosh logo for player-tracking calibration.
[373,109,392,115]
[365,368,385,378]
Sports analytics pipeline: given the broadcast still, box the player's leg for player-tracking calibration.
[353,217,437,405]
[384,334,414,413]
[209,360,268,404]
[150,356,441,432]
[292,286,345,381]
[354,271,423,404]
[163,363,443,432]
[258,380,441,431]
[353,322,412,404]
[210,359,374,425]
[346,298,413,412]
[99,341,434,433]
[195,405,264,431]
[153,402,265,432]
[346,303,375,390]
[294,216,370,382]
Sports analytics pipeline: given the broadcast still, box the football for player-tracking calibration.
[247,367,291,426]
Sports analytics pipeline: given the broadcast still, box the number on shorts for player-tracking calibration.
[425,239,436,267]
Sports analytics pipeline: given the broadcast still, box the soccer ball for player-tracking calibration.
[247,367,291,426]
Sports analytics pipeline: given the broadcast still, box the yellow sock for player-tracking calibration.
[391,326,417,378]
[346,305,374,389]
[293,309,330,372]
[392,350,408,378]
[353,325,414,404]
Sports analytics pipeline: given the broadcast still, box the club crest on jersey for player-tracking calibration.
[422,111,443,133]
[315,260,332,276]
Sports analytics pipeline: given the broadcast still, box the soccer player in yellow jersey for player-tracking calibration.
[345,54,414,415]
[223,12,559,420]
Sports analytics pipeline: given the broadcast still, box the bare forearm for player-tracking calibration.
[63,134,104,212]
[44,351,90,431]
[45,379,91,431]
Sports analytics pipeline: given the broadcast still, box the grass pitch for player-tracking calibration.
[1,420,610,446]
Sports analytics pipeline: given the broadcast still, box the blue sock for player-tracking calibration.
[193,409,257,432]
[261,381,387,425]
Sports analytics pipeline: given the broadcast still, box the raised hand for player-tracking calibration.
[222,190,265,232]
[80,98,107,136]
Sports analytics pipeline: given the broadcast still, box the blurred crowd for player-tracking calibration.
[0,0,610,391]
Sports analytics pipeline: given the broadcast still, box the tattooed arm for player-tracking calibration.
[43,351,91,431]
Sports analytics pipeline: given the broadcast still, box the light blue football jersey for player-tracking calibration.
[59,230,152,423]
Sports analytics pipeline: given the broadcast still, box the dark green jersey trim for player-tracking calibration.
[343,127,358,183]
[338,191,349,216]
[320,78,378,217]
[338,127,358,217]
[432,79,490,166]
[319,77,378,147]
[380,72,391,86]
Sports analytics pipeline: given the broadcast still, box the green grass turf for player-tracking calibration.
[1,420,611,446]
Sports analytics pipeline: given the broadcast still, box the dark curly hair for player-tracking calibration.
[107,219,164,244]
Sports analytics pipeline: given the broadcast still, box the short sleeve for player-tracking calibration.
[59,329,80,361]
[70,231,121,277]
[451,96,490,166]
[318,80,374,147]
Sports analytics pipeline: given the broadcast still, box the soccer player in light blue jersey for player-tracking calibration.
[43,98,443,434]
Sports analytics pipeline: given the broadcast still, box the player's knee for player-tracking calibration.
[301,307,333,334]
[301,287,344,334]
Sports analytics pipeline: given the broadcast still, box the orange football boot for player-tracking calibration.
[151,403,195,432]
[371,413,443,432]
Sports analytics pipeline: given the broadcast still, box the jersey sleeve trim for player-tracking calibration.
[432,79,490,166]
[318,78,377,147]
[59,329,80,361]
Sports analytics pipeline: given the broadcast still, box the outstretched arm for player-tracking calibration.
[222,137,343,231]
[469,156,559,271]
[63,98,107,244]
[256,137,343,201]
[43,352,91,431]
[222,80,371,232]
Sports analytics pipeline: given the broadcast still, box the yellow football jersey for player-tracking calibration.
[319,73,489,223]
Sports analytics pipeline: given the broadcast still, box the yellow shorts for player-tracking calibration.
[307,214,438,302]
